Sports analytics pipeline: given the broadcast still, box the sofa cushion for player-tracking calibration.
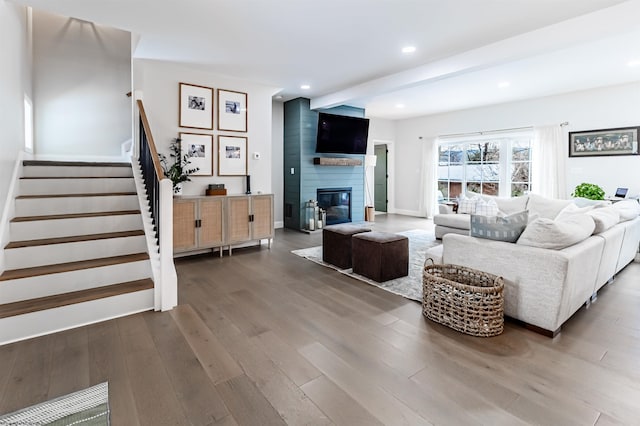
[587,207,620,234]
[517,214,595,249]
[470,210,528,243]
[612,199,640,222]
[474,198,499,216]
[555,203,595,221]
[527,193,573,219]
[434,213,470,229]
[458,197,479,214]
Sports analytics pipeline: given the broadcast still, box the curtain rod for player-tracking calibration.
[437,122,569,139]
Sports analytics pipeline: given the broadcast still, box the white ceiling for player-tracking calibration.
[11,0,640,119]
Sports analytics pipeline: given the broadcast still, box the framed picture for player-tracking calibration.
[218,135,247,176]
[569,126,639,157]
[180,132,213,176]
[179,83,213,130]
[217,89,247,132]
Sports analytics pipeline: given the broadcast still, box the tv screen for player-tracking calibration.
[316,112,369,154]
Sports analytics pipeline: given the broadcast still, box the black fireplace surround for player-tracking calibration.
[317,187,352,225]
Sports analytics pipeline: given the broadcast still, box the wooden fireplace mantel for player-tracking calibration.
[313,157,362,166]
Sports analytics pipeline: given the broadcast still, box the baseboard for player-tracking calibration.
[393,209,424,217]
[274,221,284,229]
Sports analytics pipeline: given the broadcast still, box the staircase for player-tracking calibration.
[0,160,155,344]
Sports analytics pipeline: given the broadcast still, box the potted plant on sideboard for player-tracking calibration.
[159,137,199,195]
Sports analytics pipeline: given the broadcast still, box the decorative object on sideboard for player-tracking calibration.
[206,184,227,196]
[218,135,248,176]
[179,132,213,176]
[568,126,639,157]
[217,88,247,132]
[245,175,251,194]
[179,82,213,130]
[159,137,200,195]
[571,182,605,200]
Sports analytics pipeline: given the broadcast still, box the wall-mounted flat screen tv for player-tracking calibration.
[316,112,369,155]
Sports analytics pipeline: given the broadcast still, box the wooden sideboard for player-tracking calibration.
[173,194,274,256]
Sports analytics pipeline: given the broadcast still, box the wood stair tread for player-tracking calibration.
[0,278,154,319]
[11,210,141,222]
[6,230,145,249]
[0,252,150,281]
[23,160,131,167]
[16,192,137,199]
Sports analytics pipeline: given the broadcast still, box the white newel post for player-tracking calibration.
[158,178,178,311]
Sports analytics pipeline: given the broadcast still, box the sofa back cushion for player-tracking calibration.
[587,207,620,233]
[516,214,595,249]
[526,193,573,219]
[470,210,529,243]
[612,199,640,222]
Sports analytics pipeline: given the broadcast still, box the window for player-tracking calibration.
[438,133,532,201]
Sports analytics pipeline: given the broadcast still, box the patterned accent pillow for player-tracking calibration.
[475,198,499,217]
[457,197,479,214]
[470,210,529,243]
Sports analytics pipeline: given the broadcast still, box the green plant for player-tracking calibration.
[159,138,199,192]
[571,182,605,200]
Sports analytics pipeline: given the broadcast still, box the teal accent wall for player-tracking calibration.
[283,98,365,230]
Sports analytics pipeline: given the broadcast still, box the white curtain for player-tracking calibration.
[419,138,439,218]
[532,125,567,199]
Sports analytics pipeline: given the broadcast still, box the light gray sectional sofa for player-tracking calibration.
[427,194,640,336]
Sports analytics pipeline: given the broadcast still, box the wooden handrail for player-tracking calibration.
[137,99,164,182]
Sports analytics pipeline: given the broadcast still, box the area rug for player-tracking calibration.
[292,229,440,301]
[0,382,109,425]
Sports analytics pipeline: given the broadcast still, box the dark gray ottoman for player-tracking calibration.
[322,224,372,269]
[352,232,408,282]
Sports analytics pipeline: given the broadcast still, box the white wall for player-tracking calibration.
[133,59,280,196]
[271,101,284,227]
[0,1,30,211]
[372,82,640,214]
[32,10,131,157]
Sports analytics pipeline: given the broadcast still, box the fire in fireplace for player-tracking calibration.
[317,187,352,225]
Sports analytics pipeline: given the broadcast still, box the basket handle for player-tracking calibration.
[424,257,435,268]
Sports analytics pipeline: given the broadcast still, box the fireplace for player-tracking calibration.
[317,187,352,225]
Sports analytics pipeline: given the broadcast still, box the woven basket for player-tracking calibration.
[422,259,504,337]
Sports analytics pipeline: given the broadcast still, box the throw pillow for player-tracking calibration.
[494,195,529,215]
[587,207,620,234]
[458,197,479,214]
[470,210,528,243]
[555,203,595,221]
[516,214,595,249]
[611,199,640,222]
[526,193,573,220]
[474,198,499,216]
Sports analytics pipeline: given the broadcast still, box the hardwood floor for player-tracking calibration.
[1,214,639,425]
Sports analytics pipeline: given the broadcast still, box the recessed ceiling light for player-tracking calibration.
[300,84,311,90]
[395,103,405,108]
[498,81,510,88]
[627,59,640,67]
[401,46,416,54]
[274,95,283,100]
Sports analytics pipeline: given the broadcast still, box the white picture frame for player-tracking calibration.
[180,132,213,176]
[218,135,247,176]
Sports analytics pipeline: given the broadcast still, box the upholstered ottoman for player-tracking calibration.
[322,224,372,269]
[352,232,409,282]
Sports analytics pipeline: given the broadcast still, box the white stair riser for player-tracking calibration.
[19,178,135,196]
[22,166,133,178]
[0,260,152,304]
[11,214,143,241]
[5,236,147,269]
[15,195,139,216]
[0,289,154,345]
